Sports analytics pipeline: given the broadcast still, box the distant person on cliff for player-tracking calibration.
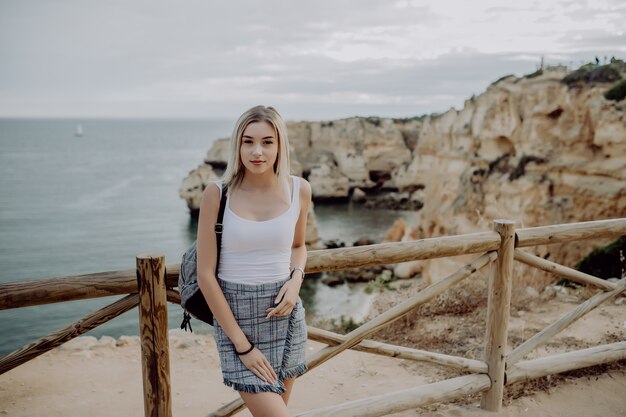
[196,105,311,417]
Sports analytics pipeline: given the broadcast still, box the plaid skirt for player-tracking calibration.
[214,277,308,394]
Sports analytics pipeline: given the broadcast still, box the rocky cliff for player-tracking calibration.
[180,62,626,280]
[393,64,626,283]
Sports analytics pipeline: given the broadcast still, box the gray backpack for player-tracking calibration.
[179,185,227,331]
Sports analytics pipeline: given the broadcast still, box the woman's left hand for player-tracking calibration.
[266,277,302,318]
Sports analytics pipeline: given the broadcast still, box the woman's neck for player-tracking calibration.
[240,171,280,191]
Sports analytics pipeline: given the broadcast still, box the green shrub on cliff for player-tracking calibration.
[574,236,626,280]
[491,74,516,85]
[524,68,543,79]
[562,63,622,86]
[604,79,626,102]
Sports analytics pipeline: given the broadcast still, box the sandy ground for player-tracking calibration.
[1,291,625,417]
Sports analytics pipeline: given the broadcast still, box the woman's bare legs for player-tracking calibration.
[239,378,297,417]
[281,377,296,405]
[240,392,289,417]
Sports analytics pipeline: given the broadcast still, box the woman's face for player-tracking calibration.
[239,121,279,176]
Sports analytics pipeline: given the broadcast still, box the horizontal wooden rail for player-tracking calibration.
[0,269,137,310]
[0,294,139,375]
[0,230,497,311]
[0,269,180,310]
[3,219,624,310]
[295,374,491,417]
[514,249,616,290]
[0,233,499,310]
[507,277,626,365]
[516,218,626,248]
[208,251,496,417]
[507,341,626,384]
[166,289,181,304]
[305,231,500,273]
[308,326,487,373]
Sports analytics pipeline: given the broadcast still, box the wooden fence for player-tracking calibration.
[1,218,625,417]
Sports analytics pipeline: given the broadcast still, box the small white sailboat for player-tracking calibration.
[75,124,84,137]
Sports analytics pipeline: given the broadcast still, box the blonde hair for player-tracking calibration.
[221,105,291,192]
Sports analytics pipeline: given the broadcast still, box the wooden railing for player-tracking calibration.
[1,218,625,417]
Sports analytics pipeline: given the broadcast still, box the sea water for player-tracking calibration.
[0,118,415,355]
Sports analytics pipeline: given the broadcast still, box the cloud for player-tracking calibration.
[0,0,624,119]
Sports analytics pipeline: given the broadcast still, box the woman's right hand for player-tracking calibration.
[239,347,277,384]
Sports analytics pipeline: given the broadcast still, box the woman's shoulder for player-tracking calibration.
[200,181,223,208]
[204,180,223,194]
[291,176,311,200]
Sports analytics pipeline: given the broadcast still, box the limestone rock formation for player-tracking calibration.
[388,64,626,284]
[189,117,417,201]
[179,164,219,217]
[204,138,230,169]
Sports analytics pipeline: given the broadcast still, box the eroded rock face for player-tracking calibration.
[390,67,625,283]
[179,164,219,216]
[411,70,624,221]
[194,117,418,201]
[308,162,350,200]
[204,138,230,168]
[289,118,416,197]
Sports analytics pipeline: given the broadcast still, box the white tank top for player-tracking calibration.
[216,176,301,284]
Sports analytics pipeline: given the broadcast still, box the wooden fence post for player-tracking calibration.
[481,220,515,411]
[137,254,172,417]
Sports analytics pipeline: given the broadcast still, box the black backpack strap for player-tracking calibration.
[214,185,228,277]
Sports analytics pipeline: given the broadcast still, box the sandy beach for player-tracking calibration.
[1,286,625,417]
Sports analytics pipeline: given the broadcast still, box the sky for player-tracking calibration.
[0,0,624,121]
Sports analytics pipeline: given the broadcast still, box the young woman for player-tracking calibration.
[196,105,311,417]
